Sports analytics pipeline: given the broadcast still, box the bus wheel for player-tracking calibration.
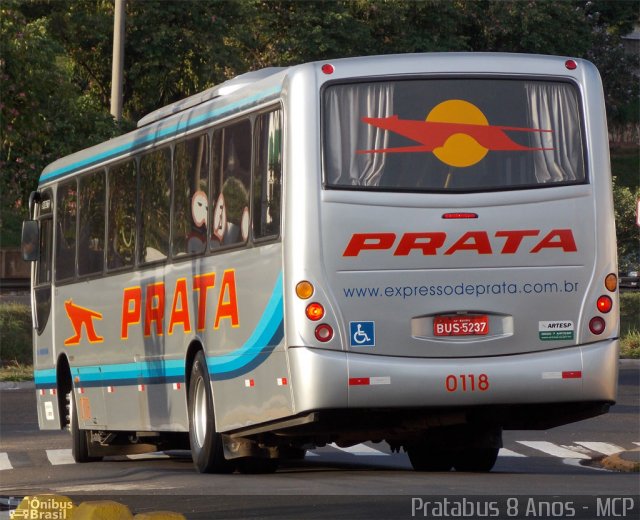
[406,445,454,472]
[67,391,102,463]
[188,352,233,473]
[452,447,499,472]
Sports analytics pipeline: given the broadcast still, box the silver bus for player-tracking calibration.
[22,53,619,473]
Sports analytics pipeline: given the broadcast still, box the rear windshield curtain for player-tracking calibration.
[323,79,585,191]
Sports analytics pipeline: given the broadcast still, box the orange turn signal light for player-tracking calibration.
[296,281,314,299]
[604,273,617,292]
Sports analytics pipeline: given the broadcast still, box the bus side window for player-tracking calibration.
[78,170,105,276]
[210,120,251,249]
[253,109,282,241]
[55,180,77,282]
[173,135,209,257]
[107,160,137,270]
[139,148,171,264]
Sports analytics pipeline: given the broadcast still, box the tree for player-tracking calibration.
[0,1,120,246]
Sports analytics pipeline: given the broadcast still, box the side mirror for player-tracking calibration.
[21,220,40,262]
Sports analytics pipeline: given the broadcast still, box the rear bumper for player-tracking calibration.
[288,339,618,412]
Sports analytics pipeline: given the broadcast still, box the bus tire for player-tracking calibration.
[407,445,454,472]
[68,391,102,463]
[188,352,233,473]
[452,447,499,472]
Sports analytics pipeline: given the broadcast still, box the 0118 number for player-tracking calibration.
[445,374,490,392]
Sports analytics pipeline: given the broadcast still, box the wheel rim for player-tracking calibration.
[193,377,208,447]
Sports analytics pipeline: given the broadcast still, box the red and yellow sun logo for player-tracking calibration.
[358,100,552,167]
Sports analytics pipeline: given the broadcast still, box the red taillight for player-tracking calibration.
[305,302,325,321]
[315,324,334,342]
[589,317,606,335]
[597,295,612,313]
[565,59,577,70]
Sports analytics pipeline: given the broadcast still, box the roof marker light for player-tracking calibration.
[321,63,335,75]
[565,59,577,70]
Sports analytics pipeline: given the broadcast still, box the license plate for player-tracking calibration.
[433,315,489,336]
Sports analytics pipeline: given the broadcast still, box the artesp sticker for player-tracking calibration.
[539,321,574,341]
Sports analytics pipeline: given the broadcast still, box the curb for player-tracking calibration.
[0,381,35,390]
[599,449,640,472]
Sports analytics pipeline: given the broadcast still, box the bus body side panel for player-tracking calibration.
[208,243,292,433]
[45,242,288,434]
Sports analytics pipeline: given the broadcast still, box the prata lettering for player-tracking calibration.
[343,229,577,257]
[121,270,240,340]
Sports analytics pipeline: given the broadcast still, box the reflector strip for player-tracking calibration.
[107,386,115,393]
[349,377,391,386]
[542,371,582,379]
[172,382,181,390]
[138,384,145,392]
[277,377,288,386]
[49,389,57,396]
[78,388,85,394]
[245,379,255,388]
[40,389,46,396]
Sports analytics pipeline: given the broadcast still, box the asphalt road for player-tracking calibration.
[1,361,638,519]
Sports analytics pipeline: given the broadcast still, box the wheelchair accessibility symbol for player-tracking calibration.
[350,321,375,347]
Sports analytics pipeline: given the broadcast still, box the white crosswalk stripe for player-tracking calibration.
[329,443,388,456]
[0,452,13,471]
[516,441,591,459]
[1,440,638,470]
[46,449,75,465]
[498,448,526,457]
[575,442,624,455]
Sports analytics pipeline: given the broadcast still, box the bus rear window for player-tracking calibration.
[323,79,585,192]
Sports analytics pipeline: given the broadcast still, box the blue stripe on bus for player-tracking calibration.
[208,271,284,380]
[34,368,57,389]
[33,271,284,389]
[39,85,281,183]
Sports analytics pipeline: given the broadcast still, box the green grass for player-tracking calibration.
[0,302,32,365]
[619,291,640,359]
[620,291,640,336]
[0,360,33,382]
[611,147,640,189]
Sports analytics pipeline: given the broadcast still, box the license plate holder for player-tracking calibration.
[433,315,489,337]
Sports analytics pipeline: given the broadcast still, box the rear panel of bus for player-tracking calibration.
[284,54,618,430]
